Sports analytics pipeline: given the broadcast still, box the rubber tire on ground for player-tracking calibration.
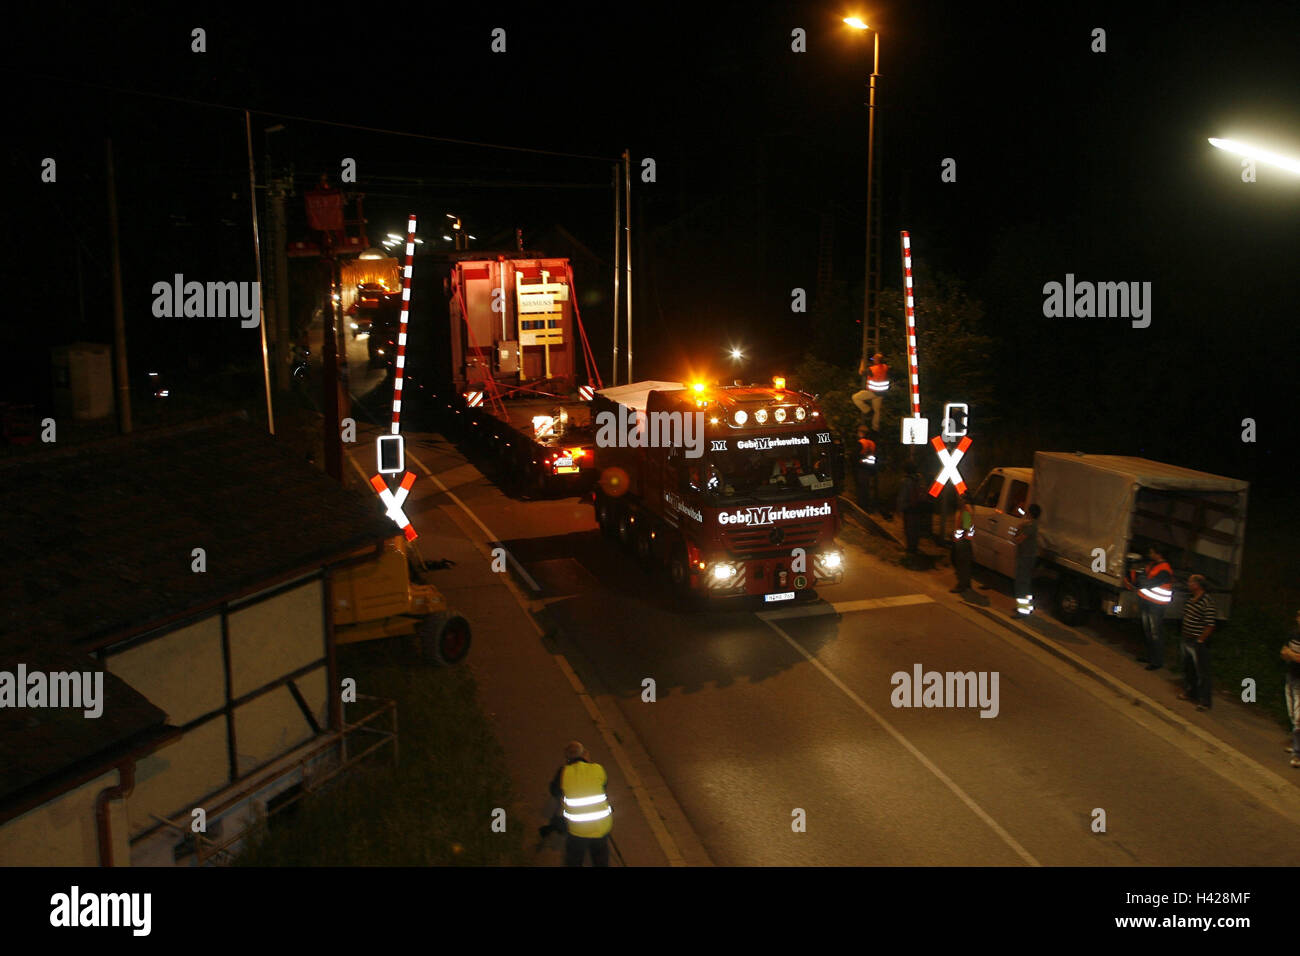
[617,512,636,550]
[420,614,472,665]
[635,527,654,567]
[1055,577,1090,626]
[595,497,618,539]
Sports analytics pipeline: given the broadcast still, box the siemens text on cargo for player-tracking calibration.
[595,407,705,459]
[0,664,103,718]
[1041,274,1151,328]
[717,502,833,526]
[152,274,261,328]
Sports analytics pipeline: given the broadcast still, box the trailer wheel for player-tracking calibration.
[669,549,690,592]
[617,512,636,550]
[595,497,618,539]
[635,527,654,567]
[1055,578,1090,626]
[419,614,472,665]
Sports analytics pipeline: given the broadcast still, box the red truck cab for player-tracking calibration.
[592,380,844,604]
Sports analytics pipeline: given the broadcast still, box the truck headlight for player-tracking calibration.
[821,550,842,570]
[711,563,738,581]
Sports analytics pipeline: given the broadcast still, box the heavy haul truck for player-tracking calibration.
[410,251,602,495]
[590,379,846,604]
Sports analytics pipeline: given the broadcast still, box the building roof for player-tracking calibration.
[0,412,394,812]
[0,413,395,647]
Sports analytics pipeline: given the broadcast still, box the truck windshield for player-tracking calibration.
[685,441,834,502]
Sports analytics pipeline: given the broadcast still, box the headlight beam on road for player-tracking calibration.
[1208,138,1300,176]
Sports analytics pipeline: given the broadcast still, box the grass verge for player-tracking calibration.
[237,641,530,866]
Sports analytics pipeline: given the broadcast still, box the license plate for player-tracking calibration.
[764,591,796,603]
[553,457,579,474]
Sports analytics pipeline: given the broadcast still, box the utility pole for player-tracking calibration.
[270,179,291,392]
[105,138,131,434]
[244,110,275,435]
[623,148,632,383]
[611,161,620,387]
[862,29,880,365]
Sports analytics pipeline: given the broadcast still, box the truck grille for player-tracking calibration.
[723,520,823,558]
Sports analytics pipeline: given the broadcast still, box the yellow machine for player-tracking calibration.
[333,536,471,664]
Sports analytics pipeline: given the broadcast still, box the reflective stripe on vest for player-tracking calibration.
[561,762,612,837]
[1138,561,1174,604]
[953,510,974,541]
[867,363,889,392]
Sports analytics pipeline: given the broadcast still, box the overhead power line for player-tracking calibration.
[5,69,620,163]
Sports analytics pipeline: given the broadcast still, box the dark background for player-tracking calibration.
[4,0,1298,490]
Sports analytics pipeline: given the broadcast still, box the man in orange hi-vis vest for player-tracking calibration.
[852,353,890,431]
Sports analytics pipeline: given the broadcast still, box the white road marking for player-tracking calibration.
[757,613,1041,867]
[403,447,542,593]
[758,594,934,621]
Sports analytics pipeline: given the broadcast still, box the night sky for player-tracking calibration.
[6,0,1299,489]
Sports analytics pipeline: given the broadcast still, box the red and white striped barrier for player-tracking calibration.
[391,214,416,435]
[578,384,595,401]
[901,231,921,419]
[465,390,484,408]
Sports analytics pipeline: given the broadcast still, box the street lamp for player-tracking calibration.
[844,15,881,365]
[1208,137,1300,175]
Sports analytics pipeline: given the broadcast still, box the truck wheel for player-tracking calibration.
[595,497,617,538]
[1055,579,1090,626]
[617,512,636,550]
[419,614,472,665]
[635,527,654,567]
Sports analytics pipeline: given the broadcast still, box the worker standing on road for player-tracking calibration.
[1009,504,1040,617]
[1282,611,1300,769]
[950,492,974,595]
[851,353,890,431]
[549,740,613,866]
[854,426,879,514]
[1176,574,1217,711]
[897,459,928,557]
[1125,544,1174,670]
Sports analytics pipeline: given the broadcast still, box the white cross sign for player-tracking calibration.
[901,417,929,445]
[370,471,418,541]
[928,435,972,497]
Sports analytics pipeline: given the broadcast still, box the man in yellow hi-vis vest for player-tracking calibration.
[548,740,613,866]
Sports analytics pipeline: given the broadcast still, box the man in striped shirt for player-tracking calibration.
[1177,574,1217,711]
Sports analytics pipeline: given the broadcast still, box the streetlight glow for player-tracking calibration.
[1208,137,1300,176]
[730,347,743,360]
[844,16,870,30]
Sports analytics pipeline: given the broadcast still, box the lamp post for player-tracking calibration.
[845,16,880,363]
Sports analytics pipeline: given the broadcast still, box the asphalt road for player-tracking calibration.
[369,424,1299,868]
[328,339,1300,869]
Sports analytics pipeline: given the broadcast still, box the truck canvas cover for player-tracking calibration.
[1034,452,1248,588]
